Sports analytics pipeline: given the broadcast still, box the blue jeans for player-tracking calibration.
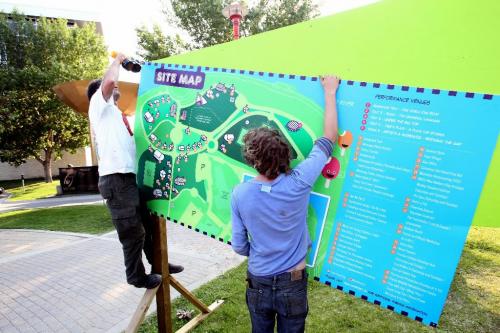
[246,270,308,333]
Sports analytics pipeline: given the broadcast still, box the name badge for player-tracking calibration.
[261,185,272,193]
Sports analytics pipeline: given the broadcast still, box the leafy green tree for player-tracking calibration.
[136,24,191,61]
[137,0,318,60]
[0,12,108,182]
[244,0,319,36]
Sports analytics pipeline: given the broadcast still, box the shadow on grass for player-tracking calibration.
[0,205,113,234]
[0,178,59,201]
[440,246,500,333]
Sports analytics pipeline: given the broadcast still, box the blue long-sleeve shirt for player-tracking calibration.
[231,137,333,276]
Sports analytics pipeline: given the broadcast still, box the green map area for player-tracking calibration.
[136,71,351,275]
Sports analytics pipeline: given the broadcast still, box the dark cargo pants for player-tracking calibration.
[98,173,154,286]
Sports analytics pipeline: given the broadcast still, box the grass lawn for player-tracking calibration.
[139,226,499,333]
[0,179,58,201]
[0,204,113,234]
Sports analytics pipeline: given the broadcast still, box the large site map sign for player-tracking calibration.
[135,62,499,326]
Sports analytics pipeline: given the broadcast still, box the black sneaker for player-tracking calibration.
[134,274,162,289]
[169,263,184,274]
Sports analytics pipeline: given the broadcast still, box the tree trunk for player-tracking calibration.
[36,150,53,183]
[43,160,53,183]
[44,149,53,183]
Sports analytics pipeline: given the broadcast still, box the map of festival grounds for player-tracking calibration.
[135,64,349,277]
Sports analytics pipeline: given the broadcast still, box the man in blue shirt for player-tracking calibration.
[231,76,340,332]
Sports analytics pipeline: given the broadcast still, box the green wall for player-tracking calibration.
[162,0,500,227]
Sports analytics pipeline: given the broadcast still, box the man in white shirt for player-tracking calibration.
[87,53,183,289]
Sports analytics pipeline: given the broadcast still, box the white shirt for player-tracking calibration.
[88,87,136,176]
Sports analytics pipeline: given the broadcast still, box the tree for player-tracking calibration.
[137,0,318,60]
[244,0,319,36]
[136,24,191,61]
[0,12,108,182]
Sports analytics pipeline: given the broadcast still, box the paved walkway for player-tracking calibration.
[0,226,245,332]
[0,194,104,213]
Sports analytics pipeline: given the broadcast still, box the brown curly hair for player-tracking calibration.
[243,127,291,180]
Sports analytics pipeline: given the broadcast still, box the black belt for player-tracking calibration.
[248,269,306,283]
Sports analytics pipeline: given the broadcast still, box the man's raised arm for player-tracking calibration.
[321,75,340,142]
[101,52,126,101]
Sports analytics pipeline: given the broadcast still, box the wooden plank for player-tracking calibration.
[152,215,173,333]
[125,214,225,333]
[175,300,224,333]
[170,276,210,313]
[125,285,160,333]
